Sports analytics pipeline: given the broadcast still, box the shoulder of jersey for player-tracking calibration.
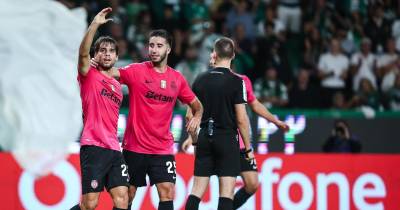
[170,66,181,74]
[120,62,147,71]
[231,72,244,81]
[170,66,188,80]
[196,71,210,79]
[232,72,248,80]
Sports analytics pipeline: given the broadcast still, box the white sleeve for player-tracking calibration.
[350,54,358,66]
[392,21,400,37]
[318,54,326,71]
[344,56,350,69]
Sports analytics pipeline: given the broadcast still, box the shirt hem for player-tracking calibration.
[122,147,173,155]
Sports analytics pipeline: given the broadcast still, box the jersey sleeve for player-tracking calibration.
[118,63,138,85]
[233,77,247,104]
[178,74,196,104]
[242,75,256,103]
[344,56,350,69]
[318,54,327,72]
[77,66,94,85]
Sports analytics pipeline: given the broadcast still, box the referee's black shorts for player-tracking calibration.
[194,129,240,177]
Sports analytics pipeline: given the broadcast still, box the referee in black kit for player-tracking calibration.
[185,37,253,210]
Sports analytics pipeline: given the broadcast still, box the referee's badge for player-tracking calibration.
[161,80,167,89]
[91,180,98,189]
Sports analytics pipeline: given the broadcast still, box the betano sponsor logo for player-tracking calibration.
[145,91,174,103]
[100,88,121,106]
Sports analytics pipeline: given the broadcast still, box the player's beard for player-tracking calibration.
[99,61,115,71]
[151,51,167,66]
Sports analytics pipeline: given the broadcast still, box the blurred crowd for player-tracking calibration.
[59,0,400,111]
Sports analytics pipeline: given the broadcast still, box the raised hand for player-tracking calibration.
[92,7,113,25]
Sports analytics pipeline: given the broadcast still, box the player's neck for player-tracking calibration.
[98,67,113,78]
[214,60,231,69]
[152,61,168,73]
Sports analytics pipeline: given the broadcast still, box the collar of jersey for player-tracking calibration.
[211,67,231,73]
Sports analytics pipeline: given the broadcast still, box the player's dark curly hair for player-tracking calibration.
[93,36,119,55]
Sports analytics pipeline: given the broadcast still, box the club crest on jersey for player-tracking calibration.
[91,180,98,189]
[161,80,167,89]
[110,84,115,92]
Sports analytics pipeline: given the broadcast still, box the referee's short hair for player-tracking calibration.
[214,37,235,60]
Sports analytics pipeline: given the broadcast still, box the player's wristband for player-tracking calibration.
[241,148,253,154]
[245,149,253,159]
[245,148,253,154]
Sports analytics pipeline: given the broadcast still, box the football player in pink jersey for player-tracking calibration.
[71,8,129,210]
[91,29,203,210]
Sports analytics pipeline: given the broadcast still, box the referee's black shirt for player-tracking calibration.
[192,67,247,130]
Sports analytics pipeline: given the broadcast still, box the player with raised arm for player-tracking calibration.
[70,8,129,210]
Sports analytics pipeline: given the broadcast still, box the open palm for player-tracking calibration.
[92,7,113,25]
